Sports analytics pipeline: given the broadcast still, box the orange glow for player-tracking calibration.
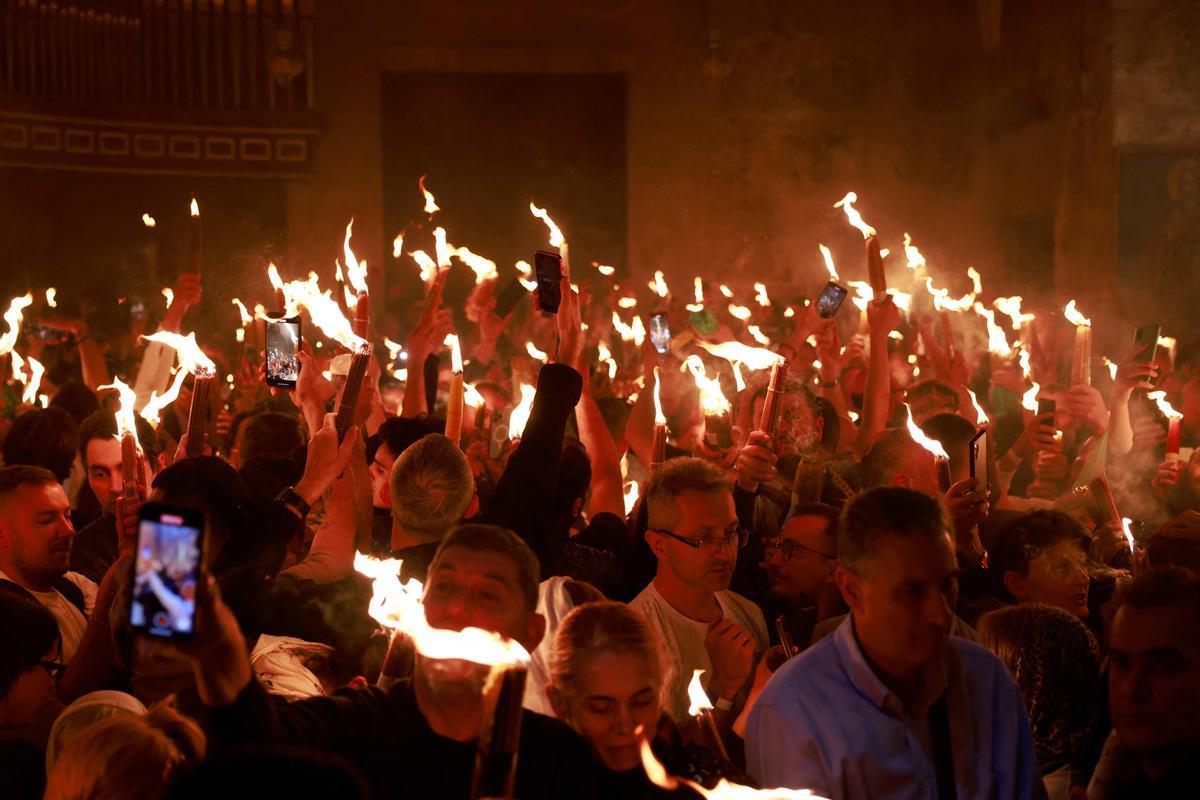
[596,264,616,276]
[904,404,950,460]
[97,377,140,445]
[142,213,156,228]
[754,282,770,307]
[623,480,640,516]
[973,303,1013,358]
[141,331,218,377]
[267,262,285,292]
[684,355,731,417]
[728,303,752,320]
[444,334,463,374]
[699,341,782,371]
[449,243,498,283]
[612,312,646,346]
[966,388,989,426]
[834,191,876,238]
[1021,382,1040,413]
[268,267,368,351]
[598,342,618,380]
[902,233,926,271]
[686,276,705,313]
[464,382,485,408]
[529,202,565,248]
[652,366,667,426]
[649,270,669,299]
[433,227,451,270]
[341,219,369,295]
[1148,390,1183,420]
[392,233,404,259]
[162,288,174,309]
[45,288,57,308]
[747,325,771,346]
[410,250,439,284]
[231,299,253,327]
[1121,518,1134,554]
[1063,300,1091,328]
[525,341,549,362]
[818,244,840,282]
[686,669,713,717]
[140,368,190,428]
[0,293,34,355]
[993,296,1033,330]
[190,197,199,217]
[639,733,823,798]
[508,384,537,440]
[719,284,734,298]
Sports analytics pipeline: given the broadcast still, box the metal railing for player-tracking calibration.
[1,0,315,111]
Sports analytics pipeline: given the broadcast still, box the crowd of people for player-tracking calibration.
[1,233,1199,800]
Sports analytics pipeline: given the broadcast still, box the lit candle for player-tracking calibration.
[759,359,789,436]
[651,366,668,467]
[1064,301,1092,387]
[444,334,465,446]
[686,670,730,762]
[1148,391,1184,459]
[188,196,202,275]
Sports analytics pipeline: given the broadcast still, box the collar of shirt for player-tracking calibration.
[833,616,961,719]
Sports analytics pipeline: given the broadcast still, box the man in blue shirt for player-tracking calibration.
[746,487,1038,799]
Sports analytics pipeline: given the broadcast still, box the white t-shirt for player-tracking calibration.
[0,570,98,663]
[630,581,768,722]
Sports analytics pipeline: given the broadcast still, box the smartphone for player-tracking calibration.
[816,282,848,319]
[534,250,563,314]
[265,316,302,389]
[130,503,204,640]
[1133,324,1161,364]
[1037,398,1057,427]
[489,407,514,460]
[649,312,671,355]
[969,427,988,483]
[493,279,528,319]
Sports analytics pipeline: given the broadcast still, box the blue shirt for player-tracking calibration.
[746,617,1039,800]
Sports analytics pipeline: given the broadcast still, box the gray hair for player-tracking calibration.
[389,433,473,538]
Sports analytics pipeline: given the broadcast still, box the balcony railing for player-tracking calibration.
[1,0,315,112]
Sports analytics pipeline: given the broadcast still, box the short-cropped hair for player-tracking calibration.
[3,408,78,482]
[240,412,305,463]
[389,433,473,538]
[0,585,60,698]
[0,464,60,503]
[430,524,540,613]
[838,486,948,573]
[645,457,731,532]
[1105,566,1200,637]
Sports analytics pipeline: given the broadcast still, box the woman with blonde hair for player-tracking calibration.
[43,703,205,800]
[548,600,729,797]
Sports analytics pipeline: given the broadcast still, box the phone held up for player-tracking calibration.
[968,427,988,487]
[265,315,302,389]
[493,278,529,319]
[534,250,563,314]
[130,503,205,640]
[816,282,848,319]
[1132,324,1160,365]
[649,312,671,355]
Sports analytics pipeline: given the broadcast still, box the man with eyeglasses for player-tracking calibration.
[630,458,768,724]
[762,503,842,652]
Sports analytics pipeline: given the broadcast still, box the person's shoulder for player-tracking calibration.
[63,571,98,594]
[757,632,842,705]
[628,583,657,611]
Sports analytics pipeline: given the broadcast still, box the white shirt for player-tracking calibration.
[629,580,768,722]
[0,569,97,663]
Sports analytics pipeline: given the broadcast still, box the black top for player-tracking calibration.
[206,677,601,800]
[0,739,44,800]
[69,513,118,585]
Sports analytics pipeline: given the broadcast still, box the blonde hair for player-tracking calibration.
[549,601,669,703]
[44,703,205,800]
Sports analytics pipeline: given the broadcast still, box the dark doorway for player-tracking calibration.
[380,72,627,299]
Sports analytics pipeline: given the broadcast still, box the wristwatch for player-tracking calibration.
[275,486,311,519]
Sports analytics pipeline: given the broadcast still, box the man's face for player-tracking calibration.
[764,514,837,605]
[755,389,822,456]
[0,482,75,588]
[370,444,396,510]
[1007,539,1090,620]
[838,531,958,672]
[1108,604,1200,758]
[650,489,740,594]
[86,437,124,513]
[422,545,540,651]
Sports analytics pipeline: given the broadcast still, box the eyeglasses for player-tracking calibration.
[764,539,835,563]
[39,660,66,679]
[652,526,748,551]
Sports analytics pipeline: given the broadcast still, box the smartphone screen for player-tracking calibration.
[130,503,204,640]
[816,282,848,319]
[969,428,988,484]
[265,316,301,388]
[650,312,671,354]
[489,408,513,459]
[534,250,562,314]
[1037,398,1057,430]
[493,279,528,319]
[1133,324,1160,364]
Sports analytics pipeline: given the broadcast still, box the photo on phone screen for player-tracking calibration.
[534,250,562,314]
[969,428,988,483]
[816,282,849,319]
[650,312,671,355]
[489,408,514,460]
[265,316,301,388]
[493,279,529,319]
[1133,324,1160,364]
[130,503,204,640]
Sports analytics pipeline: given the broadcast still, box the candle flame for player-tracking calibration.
[784,307,795,318]
[97,377,141,445]
[340,219,369,295]
[141,330,218,376]
[265,267,369,351]
[267,262,285,291]
[162,288,174,309]
[686,276,705,313]
[623,480,640,516]
[612,312,646,346]
[140,368,189,428]
[649,270,669,299]
[686,669,714,716]
[747,325,771,346]
[618,296,638,309]
[973,303,1013,357]
[818,244,840,282]
[433,227,451,271]
[1063,300,1091,328]
[992,296,1033,330]
[754,282,771,307]
[719,284,734,298]
[684,355,731,417]
[231,299,253,327]
[354,554,530,666]
[639,729,823,798]
[418,175,440,215]
[904,405,950,460]
[525,341,549,363]
[966,388,989,426]
[529,202,565,248]
[448,243,498,283]
[444,334,463,374]
[411,250,439,284]
[728,304,752,321]
[1018,348,1032,379]
[508,384,537,440]
[596,264,616,276]
[833,191,876,238]
[0,294,34,355]
[1121,517,1135,555]
[699,341,783,371]
[12,353,44,405]
[1101,356,1118,382]
[392,233,405,259]
[902,233,926,271]
[189,197,199,217]
[44,288,57,308]
[1147,390,1183,420]
[652,366,667,425]
[463,383,485,408]
[142,213,156,228]
[598,343,618,381]
[1021,381,1041,413]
